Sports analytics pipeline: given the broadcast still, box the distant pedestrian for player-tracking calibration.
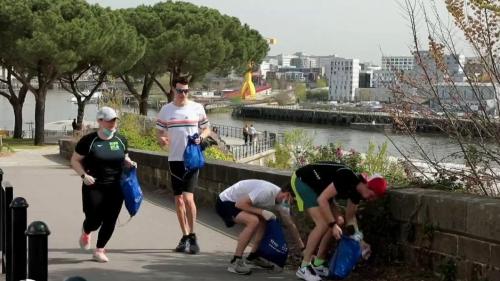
[156,77,210,254]
[71,107,137,263]
[249,124,257,144]
[243,124,249,145]
[72,118,78,136]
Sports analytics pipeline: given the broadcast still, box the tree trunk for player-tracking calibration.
[139,74,155,115]
[34,90,47,145]
[12,104,23,139]
[76,100,85,129]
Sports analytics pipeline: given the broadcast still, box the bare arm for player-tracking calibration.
[70,152,86,177]
[156,129,169,147]
[345,199,359,229]
[317,183,337,224]
[235,196,265,217]
[278,208,305,249]
[199,126,211,139]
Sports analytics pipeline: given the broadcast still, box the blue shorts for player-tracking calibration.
[215,197,242,228]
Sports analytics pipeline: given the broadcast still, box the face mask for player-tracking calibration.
[102,127,116,138]
[277,199,290,215]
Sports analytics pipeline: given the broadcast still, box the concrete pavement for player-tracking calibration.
[0,146,296,281]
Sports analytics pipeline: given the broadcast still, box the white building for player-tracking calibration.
[277,54,298,68]
[328,57,361,101]
[291,52,318,68]
[431,83,500,116]
[381,56,414,71]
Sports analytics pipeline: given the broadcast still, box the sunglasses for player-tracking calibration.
[176,89,189,94]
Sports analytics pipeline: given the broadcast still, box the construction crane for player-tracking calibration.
[240,38,277,100]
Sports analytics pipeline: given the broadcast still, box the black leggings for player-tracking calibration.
[82,183,123,248]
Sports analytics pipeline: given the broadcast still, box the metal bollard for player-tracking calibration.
[10,197,29,281]
[3,182,13,278]
[26,221,51,281]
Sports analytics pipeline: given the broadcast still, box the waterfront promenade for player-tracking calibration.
[0,146,294,281]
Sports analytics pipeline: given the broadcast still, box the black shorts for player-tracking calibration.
[215,197,242,228]
[169,161,199,196]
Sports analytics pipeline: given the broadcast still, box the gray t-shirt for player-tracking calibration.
[219,179,280,208]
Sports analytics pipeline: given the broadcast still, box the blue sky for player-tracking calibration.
[88,0,470,64]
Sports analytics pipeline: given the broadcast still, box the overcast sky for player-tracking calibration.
[87,0,470,64]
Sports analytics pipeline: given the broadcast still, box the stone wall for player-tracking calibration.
[389,189,500,281]
[59,139,500,280]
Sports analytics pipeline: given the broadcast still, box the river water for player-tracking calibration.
[0,90,463,161]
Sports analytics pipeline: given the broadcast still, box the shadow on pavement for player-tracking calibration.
[43,153,72,166]
[48,249,292,281]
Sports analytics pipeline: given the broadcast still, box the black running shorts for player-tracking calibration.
[168,161,199,196]
[215,197,242,228]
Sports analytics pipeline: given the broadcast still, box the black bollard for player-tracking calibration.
[10,197,28,281]
[26,221,51,281]
[3,182,13,279]
[0,168,4,254]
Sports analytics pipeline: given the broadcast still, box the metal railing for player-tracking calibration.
[0,168,51,281]
[229,138,277,161]
[211,123,245,139]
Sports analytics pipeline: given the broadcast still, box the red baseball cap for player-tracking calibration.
[367,175,387,196]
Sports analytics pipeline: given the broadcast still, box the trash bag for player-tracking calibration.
[120,167,143,217]
[184,133,205,171]
[256,219,288,268]
[328,235,362,279]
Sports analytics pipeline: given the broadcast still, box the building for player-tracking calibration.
[276,54,298,68]
[358,63,381,88]
[430,83,500,116]
[315,55,337,81]
[381,56,414,71]
[328,57,361,101]
[413,51,466,82]
[290,52,318,68]
[266,67,323,82]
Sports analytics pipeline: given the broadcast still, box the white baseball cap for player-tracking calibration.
[96,106,118,121]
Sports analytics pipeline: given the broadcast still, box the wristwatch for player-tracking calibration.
[328,221,337,228]
[80,174,85,179]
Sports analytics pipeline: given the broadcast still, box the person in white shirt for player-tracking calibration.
[249,124,257,144]
[216,179,296,275]
[156,77,210,254]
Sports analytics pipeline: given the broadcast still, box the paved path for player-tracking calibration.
[0,146,295,281]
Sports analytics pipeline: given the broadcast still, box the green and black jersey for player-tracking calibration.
[75,132,128,185]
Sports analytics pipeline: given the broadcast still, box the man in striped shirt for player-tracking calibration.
[156,77,211,254]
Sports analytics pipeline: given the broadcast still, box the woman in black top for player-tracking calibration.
[70,107,136,263]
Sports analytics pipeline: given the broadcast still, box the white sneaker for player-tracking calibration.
[93,248,109,263]
[227,259,251,275]
[296,265,322,281]
[311,264,329,277]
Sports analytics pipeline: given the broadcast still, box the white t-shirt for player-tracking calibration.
[219,179,281,208]
[156,101,209,161]
[249,126,257,135]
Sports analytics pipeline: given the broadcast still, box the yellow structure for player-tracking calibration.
[240,63,256,100]
[240,38,276,100]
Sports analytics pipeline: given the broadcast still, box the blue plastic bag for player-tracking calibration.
[184,133,205,171]
[328,236,362,279]
[120,167,143,217]
[256,219,289,268]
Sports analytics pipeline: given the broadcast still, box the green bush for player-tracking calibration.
[118,113,162,152]
[266,129,408,185]
[204,146,234,161]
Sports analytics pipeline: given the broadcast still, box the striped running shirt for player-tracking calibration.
[156,101,209,161]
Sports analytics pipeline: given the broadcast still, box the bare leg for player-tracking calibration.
[302,207,328,265]
[250,218,267,253]
[175,195,189,235]
[233,211,259,256]
[183,192,197,233]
